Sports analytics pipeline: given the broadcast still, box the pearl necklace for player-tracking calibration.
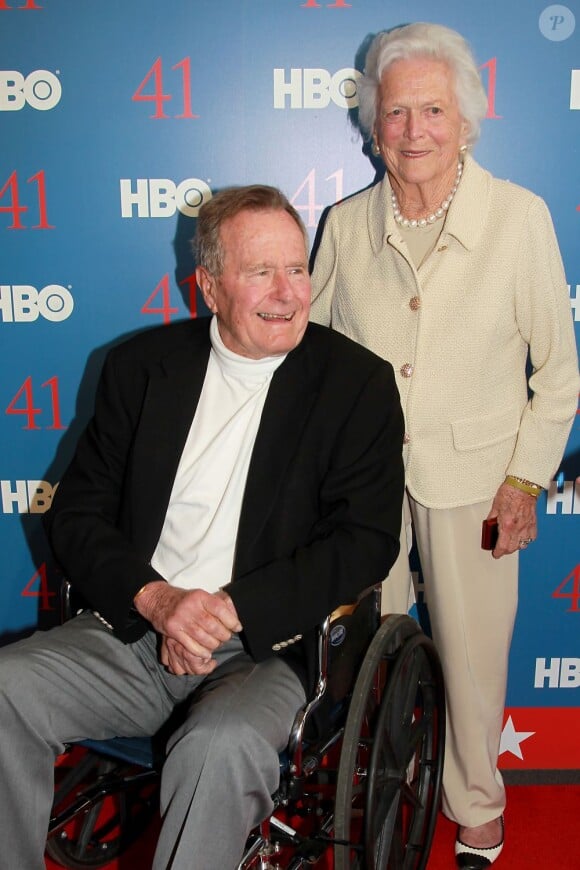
[391,160,463,229]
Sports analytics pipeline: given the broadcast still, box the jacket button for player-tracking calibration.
[403,433,410,444]
[409,296,420,310]
[400,363,414,378]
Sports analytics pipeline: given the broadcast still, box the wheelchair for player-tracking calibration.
[46,584,445,870]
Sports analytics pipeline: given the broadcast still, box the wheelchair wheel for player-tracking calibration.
[46,747,158,869]
[334,614,445,870]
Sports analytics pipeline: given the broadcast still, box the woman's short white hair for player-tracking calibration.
[357,22,488,145]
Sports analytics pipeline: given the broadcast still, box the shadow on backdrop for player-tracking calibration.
[10,204,210,644]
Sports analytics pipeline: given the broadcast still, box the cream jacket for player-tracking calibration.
[311,155,579,509]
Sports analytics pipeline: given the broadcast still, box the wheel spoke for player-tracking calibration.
[72,803,102,859]
[47,753,159,869]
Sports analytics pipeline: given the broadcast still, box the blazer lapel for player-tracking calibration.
[235,335,320,565]
[131,325,211,552]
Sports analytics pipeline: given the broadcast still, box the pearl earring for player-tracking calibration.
[371,141,381,157]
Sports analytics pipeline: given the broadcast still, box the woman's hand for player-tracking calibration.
[487,482,538,558]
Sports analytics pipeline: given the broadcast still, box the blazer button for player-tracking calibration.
[409,296,421,310]
[403,433,410,444]
[400,363,414,378]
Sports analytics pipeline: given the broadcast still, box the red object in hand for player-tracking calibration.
[481,517,499,550]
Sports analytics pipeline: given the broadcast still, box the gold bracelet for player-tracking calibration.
[505,475,543,498]
[133,583,150,602]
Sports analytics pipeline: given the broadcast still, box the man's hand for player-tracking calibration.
[487,482,538,559]
[133,583,242,675]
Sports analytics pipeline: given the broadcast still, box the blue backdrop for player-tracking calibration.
[1,0,578,770]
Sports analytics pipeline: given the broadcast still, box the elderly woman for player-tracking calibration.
[311,22,579,870]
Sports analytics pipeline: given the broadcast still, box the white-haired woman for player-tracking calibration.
[311,22,578,870]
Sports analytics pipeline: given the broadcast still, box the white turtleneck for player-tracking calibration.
[150,316,286,593]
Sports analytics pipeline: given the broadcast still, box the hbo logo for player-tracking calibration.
[273,68,361,109]
[0,70,62,111]
[120,178,212,218]
[0,285,74,322]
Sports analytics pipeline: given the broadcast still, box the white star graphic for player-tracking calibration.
[499,715,535,760]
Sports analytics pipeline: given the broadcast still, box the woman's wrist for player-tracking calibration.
[504,475,543,498]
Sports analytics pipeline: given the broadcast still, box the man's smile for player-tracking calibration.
[258,312,294,321]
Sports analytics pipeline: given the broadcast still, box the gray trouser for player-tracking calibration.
[0,612,305,870]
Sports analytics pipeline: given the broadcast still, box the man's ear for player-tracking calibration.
[196,266,218,314]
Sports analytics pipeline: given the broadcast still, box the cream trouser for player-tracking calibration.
[382,493,518,828]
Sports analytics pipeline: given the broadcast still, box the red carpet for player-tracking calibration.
[427,785,580,870]
[46,783,580,869]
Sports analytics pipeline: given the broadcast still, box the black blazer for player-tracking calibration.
[45,318,404,689]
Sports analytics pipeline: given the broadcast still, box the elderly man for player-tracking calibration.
[0,185,404,869]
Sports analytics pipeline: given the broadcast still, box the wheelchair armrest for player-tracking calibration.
[286,584,381,778]
[60,578,73,623]
[286,614,330,775]
[60,578,94,623]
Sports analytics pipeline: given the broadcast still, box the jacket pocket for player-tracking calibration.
[451,407,520,452]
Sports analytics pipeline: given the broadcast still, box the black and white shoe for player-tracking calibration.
[454,816,504,868]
